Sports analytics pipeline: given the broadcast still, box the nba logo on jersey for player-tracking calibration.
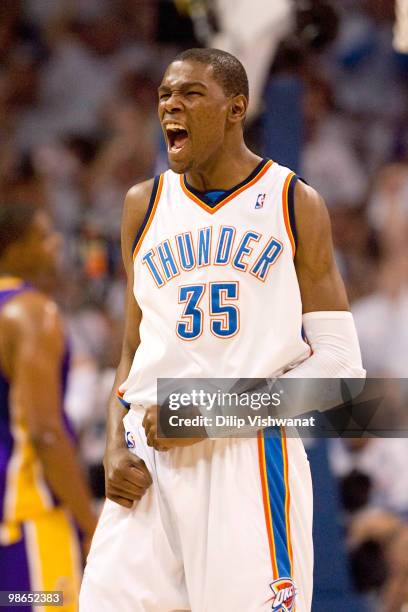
[268,578,296,611]
[126,431,136,448]
[255,193,266,209]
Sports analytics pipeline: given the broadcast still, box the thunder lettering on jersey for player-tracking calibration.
[141,226,283,286]
[119,159,310,410]
[0,278,73,530]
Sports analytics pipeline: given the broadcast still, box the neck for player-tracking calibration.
[185,142,262,192]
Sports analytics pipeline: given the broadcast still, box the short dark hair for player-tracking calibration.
[173,48,249,100]
[0,203,38,257]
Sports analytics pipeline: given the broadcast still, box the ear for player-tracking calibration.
[228,94,247,124]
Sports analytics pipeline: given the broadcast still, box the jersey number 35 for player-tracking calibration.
[176,282,240,341]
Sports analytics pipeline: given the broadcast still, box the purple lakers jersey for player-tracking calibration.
[0,277,73,524]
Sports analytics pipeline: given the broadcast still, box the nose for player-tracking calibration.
[163,92,184,113]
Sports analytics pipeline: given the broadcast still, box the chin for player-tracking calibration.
[168,155,193,175]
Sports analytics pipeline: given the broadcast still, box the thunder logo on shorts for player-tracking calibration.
[268,578,296,611]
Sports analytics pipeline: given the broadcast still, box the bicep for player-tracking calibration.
[118,183,153,361]
[120,271,142,360]
[13,310,65,436]
[294,181,349,313]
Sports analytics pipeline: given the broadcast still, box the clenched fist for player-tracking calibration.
[104,446,152,508]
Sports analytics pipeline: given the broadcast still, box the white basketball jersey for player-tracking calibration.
[119,159,310,410]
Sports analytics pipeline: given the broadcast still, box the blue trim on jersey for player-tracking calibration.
[183,158,270,207]
[264,428,292,578]
[131,175,160,255]
[117,395,131,410]
[204,190,226,204]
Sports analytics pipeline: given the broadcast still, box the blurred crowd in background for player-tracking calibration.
[1,1,407,610]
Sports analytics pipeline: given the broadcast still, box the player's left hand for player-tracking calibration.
[142,405,204,451]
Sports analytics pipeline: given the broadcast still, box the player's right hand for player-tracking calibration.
[104,446,152,508]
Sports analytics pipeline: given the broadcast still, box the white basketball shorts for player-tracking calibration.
[80,410,313,612]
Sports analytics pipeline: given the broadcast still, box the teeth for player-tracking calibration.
[166,123,186,132]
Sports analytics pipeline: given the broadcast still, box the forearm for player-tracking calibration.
[34,432,96,534]
[106,396,128,452]
[104,354,153,507]
[106,354,133,452]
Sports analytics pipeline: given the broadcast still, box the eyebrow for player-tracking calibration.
[158,81,208,93]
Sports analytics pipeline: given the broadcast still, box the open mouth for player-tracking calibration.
[165,123,189,152]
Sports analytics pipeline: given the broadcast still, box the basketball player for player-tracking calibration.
[80,49,365,611]
[0,204,96,611]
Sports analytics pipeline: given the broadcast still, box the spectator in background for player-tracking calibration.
[347,509,408,611]
[367,162,408,258]
[301,73,367,210]
[88,76,157,239]
[382,524,408,611]
[353,254,408,378]
[329,438,408,517]
[33,136,97,237]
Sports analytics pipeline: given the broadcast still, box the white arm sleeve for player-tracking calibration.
[282,311,366,379]
[201,311,367,437]
[272,310,366,418]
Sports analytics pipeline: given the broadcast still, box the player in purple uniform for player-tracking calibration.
[0,204,96,611]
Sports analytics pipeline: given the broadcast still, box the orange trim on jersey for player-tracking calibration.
[132,174,164,261]
[116,386,131,409]
[180,160,274,214]
[257,430,279,579]
[282,172,296,257]
[281,428,294,576]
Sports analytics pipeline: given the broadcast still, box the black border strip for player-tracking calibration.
[131,175,160,255]
[288,175,299,252]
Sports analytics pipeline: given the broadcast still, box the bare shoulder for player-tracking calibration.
[0,289,64,377]
[293,179,331,247]
[293,178,337,282]
[0,290,63,341]
[293,179,349,310]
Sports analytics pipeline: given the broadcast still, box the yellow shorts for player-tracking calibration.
[0,507,82,611]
